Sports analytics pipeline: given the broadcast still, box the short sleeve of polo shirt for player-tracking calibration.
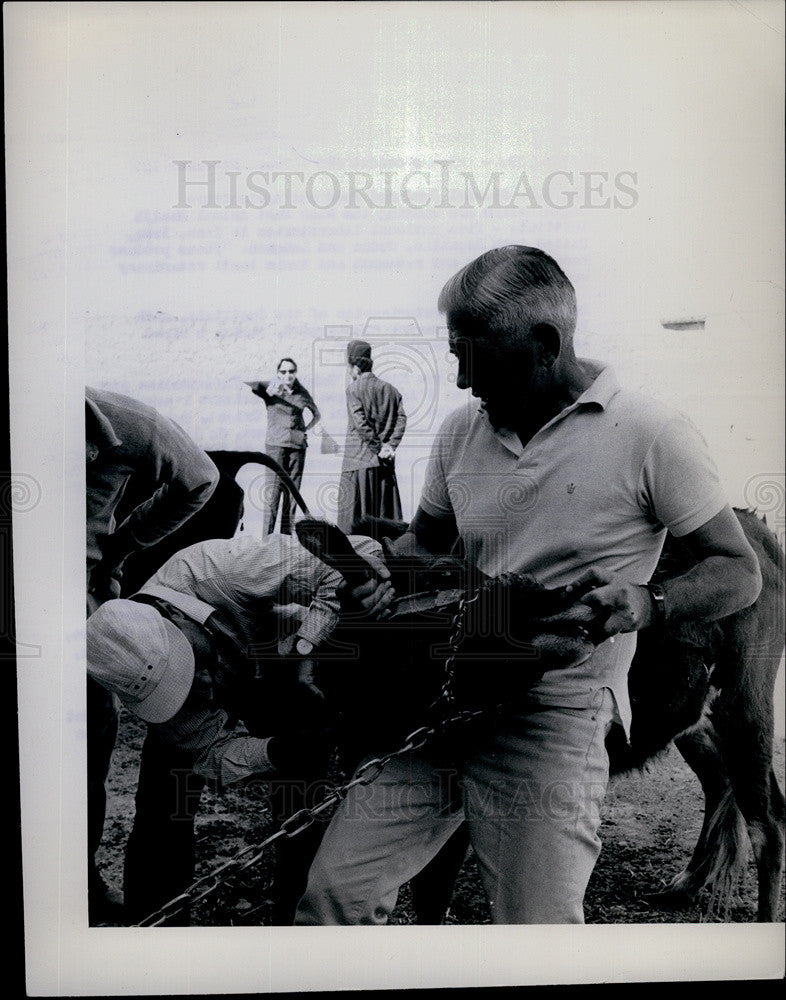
[419,411,463,519]
[638,412,727,537]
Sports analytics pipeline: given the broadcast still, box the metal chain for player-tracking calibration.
[429,581,485,709]
[135,582,488,928]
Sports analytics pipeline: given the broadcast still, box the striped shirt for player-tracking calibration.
[152,675,277,788]
[138,532,383,654]
[135,532,383,785]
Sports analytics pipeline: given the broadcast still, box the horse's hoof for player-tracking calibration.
[644,886,697,909]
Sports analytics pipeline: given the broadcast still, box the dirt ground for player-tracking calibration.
[97,712,785,926]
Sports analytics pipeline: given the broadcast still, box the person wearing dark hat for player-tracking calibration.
[245,358,321,534]
[87,530,393,925]
[337,340,407,534]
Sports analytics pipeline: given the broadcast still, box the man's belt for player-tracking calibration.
[132,594,250,677]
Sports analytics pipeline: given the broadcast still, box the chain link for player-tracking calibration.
[134,582,488,928]
[430,581,485,709]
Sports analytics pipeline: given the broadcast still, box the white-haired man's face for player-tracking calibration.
[447,313,546,430]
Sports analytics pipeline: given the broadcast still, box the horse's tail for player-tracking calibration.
[663,785,749,919]
[701,787,750,920]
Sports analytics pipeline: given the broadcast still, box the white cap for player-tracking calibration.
[87,600,195,723]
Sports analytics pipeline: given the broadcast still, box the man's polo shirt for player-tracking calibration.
[419,366,727,734]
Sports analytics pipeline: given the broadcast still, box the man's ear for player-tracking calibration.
[530,323,561,367]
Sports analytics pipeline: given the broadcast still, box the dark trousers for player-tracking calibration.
[337,462,403,535]
[123,731,329,926]
[265,447,305,534]
[124,662,331,926]
[123,732,205,926]
[87,676,119,898]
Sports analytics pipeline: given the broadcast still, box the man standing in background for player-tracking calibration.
[86,386,219,922]
[337,340,407,534]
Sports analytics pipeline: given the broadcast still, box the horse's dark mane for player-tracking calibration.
[733,507,785,577]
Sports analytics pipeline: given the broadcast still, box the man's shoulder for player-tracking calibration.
[346,377,365,398]
[423,402,484,461]
[369,373,401,398]
[86,386,165,432]
[86,387,214,473]
[148,534,248,581]
[603,382,685,438]
[438,401,481,436]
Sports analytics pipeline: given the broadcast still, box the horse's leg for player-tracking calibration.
[761,769,786,921]
[746,768,786,921]
[713,520,786,921]
[656,722,731,906]
[716,680,785,922]
[410,821,471,924]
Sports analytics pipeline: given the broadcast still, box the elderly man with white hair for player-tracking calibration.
[295,245,762,926]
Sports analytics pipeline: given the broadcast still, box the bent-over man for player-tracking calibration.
[88,531,391,925]
[86,387,218,921]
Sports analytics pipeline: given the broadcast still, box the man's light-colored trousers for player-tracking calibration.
[295,689,615,924]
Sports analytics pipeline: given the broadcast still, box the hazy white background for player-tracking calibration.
[7,2,784,994]
[44,3,786,527]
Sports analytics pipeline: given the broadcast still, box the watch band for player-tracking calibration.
[645,583,667,629]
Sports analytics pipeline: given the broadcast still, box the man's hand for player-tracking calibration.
[296,658,324,701]
[270,377,291,396]
[88,532,131,603]
[339,554,395,619]
[378,443,395,460]
[567,568,654,640]
[266,725,335,775]
[87,561,123,605]
[564,507,762,641]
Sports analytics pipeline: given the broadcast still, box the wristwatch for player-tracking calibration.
[645,583,667,629]
[295,637,314,657]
